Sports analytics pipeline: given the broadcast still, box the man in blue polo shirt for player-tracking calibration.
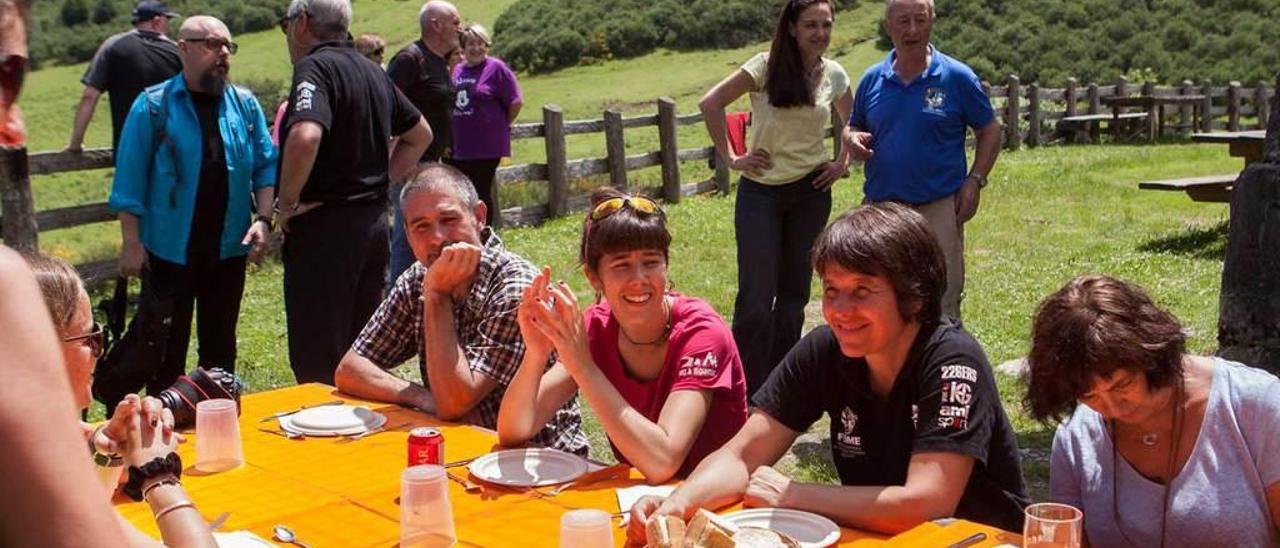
[845,0,1001,319]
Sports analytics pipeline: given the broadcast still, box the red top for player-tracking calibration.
[583,294,749,477]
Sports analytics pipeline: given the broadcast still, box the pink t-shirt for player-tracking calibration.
[584,294,748,477]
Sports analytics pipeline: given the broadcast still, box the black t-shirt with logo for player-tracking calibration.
[187,90,228,262]
[282,42,422,204]
[81,29,182,148]
[752,319,1030,532]
[386,40,454,161]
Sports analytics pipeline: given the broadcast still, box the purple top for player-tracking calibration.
[451,57,522,160]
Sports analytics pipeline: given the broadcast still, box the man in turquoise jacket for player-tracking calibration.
[109,15,276,395]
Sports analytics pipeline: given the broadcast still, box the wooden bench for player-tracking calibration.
[1138,174,1236,203]
[1055,112,1149,143]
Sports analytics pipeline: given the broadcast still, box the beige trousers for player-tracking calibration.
[912,194,965,319]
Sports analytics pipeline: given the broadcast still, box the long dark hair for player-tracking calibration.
[764,0,833,108]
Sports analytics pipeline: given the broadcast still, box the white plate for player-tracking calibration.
[467,448,588,487]
[279,405,386,436]
[718,508,841,548]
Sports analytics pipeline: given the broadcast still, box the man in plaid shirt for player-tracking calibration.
[335,163,587,455]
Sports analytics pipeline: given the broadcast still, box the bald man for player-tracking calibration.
[385,0,462,286]
[107,15,277,404]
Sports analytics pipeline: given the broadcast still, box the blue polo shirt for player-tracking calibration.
[849,46,994,204]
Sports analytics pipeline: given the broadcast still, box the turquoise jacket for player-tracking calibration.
[109,74,277,265]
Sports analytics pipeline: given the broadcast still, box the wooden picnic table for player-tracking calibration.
[1191,130,1267,165]
[1101,94,1207,141]
[112,384,1020,547]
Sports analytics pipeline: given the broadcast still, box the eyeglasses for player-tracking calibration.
[63,322,105,359]
[185,37,239,54]
[588,196,663,222]
[279,11,304,34]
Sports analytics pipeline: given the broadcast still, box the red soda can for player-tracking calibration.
[407,427,444,466]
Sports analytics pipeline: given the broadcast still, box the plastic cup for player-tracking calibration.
[1023,502,1083,548]
[194,398,244,473]
[559,509,612,548]
[400,465,456,548]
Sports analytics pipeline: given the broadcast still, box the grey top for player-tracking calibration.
[1050,358,1280,547]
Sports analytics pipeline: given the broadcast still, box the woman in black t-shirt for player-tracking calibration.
[627,203,1030,542]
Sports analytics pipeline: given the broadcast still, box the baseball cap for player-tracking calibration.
[132,1,179,22]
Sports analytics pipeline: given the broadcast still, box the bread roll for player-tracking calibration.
[645,514,686,548]
[682,509,737,548]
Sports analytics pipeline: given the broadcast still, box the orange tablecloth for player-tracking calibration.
[115,384,1018,547]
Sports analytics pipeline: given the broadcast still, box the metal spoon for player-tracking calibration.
[272,524,311,548]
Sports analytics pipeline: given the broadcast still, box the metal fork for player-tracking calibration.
[446,471,482,493]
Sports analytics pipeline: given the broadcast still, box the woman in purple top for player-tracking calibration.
[451,24,523,227]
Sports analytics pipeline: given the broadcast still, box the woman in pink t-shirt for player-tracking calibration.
[498,188,748,482]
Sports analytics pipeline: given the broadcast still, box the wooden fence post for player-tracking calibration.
[1087,82,1101,143]
[1227,81,1242,131]
[1257,80,1271,130]
[713,152,731,195]
[1179,80,1194,131]
[0,147,38,253]
[543,105,569,217]
[1116,75,1129,97]
[1200,81,1214,131]
[1064,77,1078,117]
[603,109,628,191]
[1004,75,1021,150]
[657,97,681,203]
[1027,83,1041,147]
[1142,80,1158,140]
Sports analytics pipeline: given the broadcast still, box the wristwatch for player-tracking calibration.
[257,214,274,231]
[967,172,988,189]
[88,427,124,467]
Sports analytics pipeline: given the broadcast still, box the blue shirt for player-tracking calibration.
[110,75,277,265]
[849,46,994,204]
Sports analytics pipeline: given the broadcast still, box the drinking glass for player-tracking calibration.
[1023,502,1083,548]
[194,398,244,472]
[560,509,613,548]
[400,465,456,548]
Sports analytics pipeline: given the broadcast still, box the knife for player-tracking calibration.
[259,400,344,422]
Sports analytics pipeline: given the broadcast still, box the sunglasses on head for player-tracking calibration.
[588,196,663,222]
[63,322,105,359]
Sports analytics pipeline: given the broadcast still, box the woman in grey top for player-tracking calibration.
[1024,275,1280,547]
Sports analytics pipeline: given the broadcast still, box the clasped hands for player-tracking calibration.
[516,266,591,370]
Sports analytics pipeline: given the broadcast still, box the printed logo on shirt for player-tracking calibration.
[677,351,719,378]
[940,363,977,383]
[925,87,947,112]
[455,89,471,110]
[835,407,865,457]
[911,404,919,431]
[938,379,973,430]
[294,81,316,112]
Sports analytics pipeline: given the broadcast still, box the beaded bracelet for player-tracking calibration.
[141,476,182,502]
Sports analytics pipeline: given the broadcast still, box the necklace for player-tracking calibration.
[1110,375,1184,548]
[618,296,671,346]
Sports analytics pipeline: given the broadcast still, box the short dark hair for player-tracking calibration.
[764,0,834,108]
[400,162,479,208]
[578,187,671,272]
[1024,275,1187,422]
[810,202,945,323]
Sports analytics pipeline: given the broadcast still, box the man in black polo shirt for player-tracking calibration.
[385,0,461,286]
[67,0,181,151]
[627,203,1030,543]
[276,0,432,384]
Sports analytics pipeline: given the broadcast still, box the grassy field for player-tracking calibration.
[21,1,1238,502]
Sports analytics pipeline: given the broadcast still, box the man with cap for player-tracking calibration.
[67,0,182,151]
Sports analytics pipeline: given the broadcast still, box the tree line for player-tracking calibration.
[32,0,281,69]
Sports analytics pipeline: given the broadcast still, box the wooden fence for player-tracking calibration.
[984,76,1275,148]
[2,75,1272,284]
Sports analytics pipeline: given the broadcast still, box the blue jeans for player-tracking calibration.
[387,182,415,290]
[731,172,832,396]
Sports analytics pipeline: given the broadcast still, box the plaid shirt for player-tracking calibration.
[351,228,587,455]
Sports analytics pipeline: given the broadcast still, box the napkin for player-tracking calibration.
[213,531,275,547]
[615,484,677,528]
